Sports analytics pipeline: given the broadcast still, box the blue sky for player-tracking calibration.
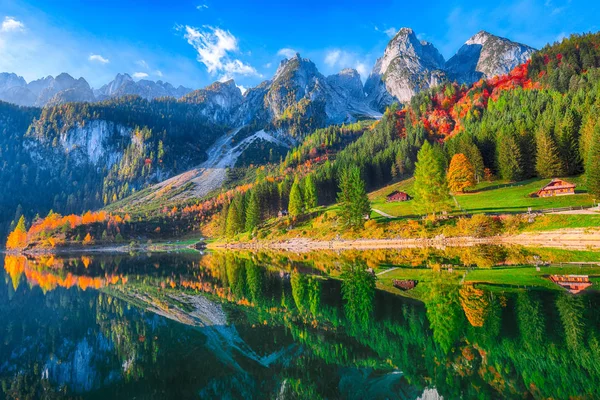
[0,0,597,90]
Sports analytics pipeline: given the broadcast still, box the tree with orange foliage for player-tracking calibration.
[6,216,27,250]
[82,233,93,245]
[447,153,476,193]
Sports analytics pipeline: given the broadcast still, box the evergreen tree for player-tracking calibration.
[303,174,318,210]
[558,109,581,175]
[219,201,229,236]
[226,197,244,237]
[288,176,304,218]
[337,166,371,229]
[413,141,450,215]
[497,133,523,181]
[586,128,600,197]
[245,191,260,232]
[536,127,564,178]
[447,153,476,193]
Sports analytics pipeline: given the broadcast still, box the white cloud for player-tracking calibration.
[88,54,109,64]
[236,84,247,94]
[132,72,149,79]
[384,28,397,38]
[265,62,272,68]
[1,16,24,32]
[277,48,297,59]
[196,4,209,10]
[155,70,163,77]
[375,25,396,39]
[324,50,341,67]
[355,62,368,78]
[324,49,371,81]
[136,59,149,69]
[181,25,259,79]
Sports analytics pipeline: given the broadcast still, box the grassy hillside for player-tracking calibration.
[370,175,596,218]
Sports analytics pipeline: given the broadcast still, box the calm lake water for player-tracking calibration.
[1,249,599,399]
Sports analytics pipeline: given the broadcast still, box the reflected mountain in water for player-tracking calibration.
[1,247,600,399]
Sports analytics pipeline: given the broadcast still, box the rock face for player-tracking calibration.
[180,80,244,125]
[365,28,536,110]
[95,73,192,101]
[446,31,536,84]
[37,73,95,106]
[240,54,379,126]
[365,28,447,111]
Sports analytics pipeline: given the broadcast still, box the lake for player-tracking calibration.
[1,248,599,399]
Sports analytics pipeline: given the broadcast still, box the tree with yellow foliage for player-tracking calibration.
[82,233,93,245]
[447,153,476,193]
[6,216,27,250]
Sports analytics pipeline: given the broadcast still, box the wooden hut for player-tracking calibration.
[386,191,411,202]
[549,275,592,294]
[536,179,576,197]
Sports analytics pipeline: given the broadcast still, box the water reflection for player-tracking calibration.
[1,248,599,399]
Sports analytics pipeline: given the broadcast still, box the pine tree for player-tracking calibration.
[558,109,581,175]
[586,128,600,197]
[303,174,318,210]
[226,197,244,238]
[413,141,450,215]
[337,166,371,229]
[219,201,229,236]
[288,176,304,218]
[535,127,564,178]
[447,153,476,193]
[497,134,523,181]
[245,191,260,232]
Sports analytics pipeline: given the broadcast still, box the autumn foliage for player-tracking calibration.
[447,153,476,193]
[408,61,540,140]
[5,210,125,250]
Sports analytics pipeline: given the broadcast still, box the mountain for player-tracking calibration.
[365,28,537,111]
[446,31,536,84]
[0,73,94,107]
[40,73,95,106]
[242,54,379,131]
[95,73,192,101]
[365,28,447,111]
[180,79,243,125]
[0,72,192,107]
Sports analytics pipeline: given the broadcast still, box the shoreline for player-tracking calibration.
[4,228,600,256]
[210,228,600,252]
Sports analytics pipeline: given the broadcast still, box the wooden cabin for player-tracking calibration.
[386,191,411,202]
[536,179,576,197]
[392,279,418,291]
[549,275,592,294]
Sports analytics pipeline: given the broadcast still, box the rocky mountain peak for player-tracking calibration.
[327,68,364,100]
[95,73,192,101]
[365,27,446,110]
[446,31,536,84]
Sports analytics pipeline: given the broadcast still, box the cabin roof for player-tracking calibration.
[539,178,576,191]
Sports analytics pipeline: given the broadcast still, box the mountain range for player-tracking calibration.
[0,27,539,237]
[0,29,535,116]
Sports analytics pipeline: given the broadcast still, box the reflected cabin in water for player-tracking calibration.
[550,275,592,294]
[536,179,576,197]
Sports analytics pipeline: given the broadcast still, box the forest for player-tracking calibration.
[5,32,600,248]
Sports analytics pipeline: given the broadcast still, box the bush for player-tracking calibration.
[468,214,501,237]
